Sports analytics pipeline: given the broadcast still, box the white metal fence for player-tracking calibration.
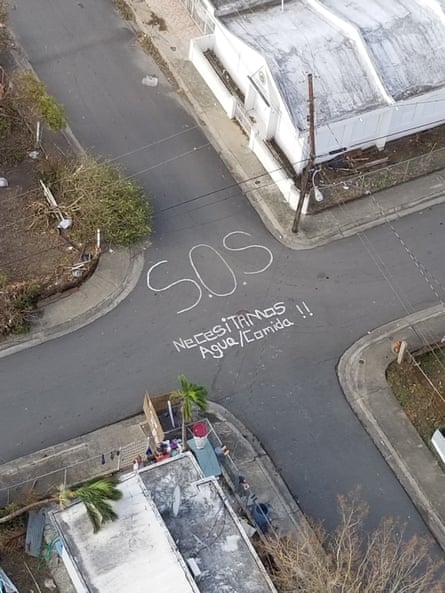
[179,0,215,34]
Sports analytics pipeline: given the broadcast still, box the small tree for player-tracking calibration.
[260,491,444,593]
[0,476,122,533]
[171,375,208,448]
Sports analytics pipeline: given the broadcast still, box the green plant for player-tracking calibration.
[13,71,66,131]
[62,476,122,533]
[13,282,40,310]
[0,476,122,533]
[40,155,152,246]
[0,502,20,520]
[171,375,208,447]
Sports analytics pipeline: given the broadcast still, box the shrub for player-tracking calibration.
[40,156,152,246]
[12,71,66,131]
[0,281,41,336]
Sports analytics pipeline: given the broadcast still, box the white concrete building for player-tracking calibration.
[188,0,445,209]
[51,454,277,593]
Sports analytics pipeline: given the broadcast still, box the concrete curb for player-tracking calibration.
[293,188,445,250]
[0,246,145,359]
[7,30,86,160]
[0,36,145,358]
[337,305,445,551]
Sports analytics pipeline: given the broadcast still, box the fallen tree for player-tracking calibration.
[38,155,152,246]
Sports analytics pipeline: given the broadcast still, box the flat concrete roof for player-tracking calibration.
[218,0,445,129]
[139,454,276,593]
[52,476,198,593]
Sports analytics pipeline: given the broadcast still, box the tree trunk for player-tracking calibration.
[182,417,187,451]
[0,496,57,525]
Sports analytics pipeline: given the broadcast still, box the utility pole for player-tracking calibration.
[292,73,316,233]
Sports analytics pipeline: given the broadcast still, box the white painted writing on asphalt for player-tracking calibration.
[146,231,274,315]
[172,302,294,359]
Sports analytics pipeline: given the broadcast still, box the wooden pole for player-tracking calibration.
[292,73,315,234]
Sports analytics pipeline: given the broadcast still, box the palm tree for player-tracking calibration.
[63,476,122,533]
[170,374,208,448]
[0,476,122,533]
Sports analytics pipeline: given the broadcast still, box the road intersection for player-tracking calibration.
[3,0,445,540]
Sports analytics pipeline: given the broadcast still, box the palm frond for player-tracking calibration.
[83,502,102,534]
[74,477,122,532]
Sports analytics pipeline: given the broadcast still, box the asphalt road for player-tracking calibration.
[4,0,445,537]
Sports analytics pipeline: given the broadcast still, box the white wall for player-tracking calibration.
[213,22,263,99]
[249,132,300,210]
[314,86,445,164]
[211,20,445,171]
[274,110,306,174]
[60,544,89,593]
[189,35,237,118]
[189,1,445,180]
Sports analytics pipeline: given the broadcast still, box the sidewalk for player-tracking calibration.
[0,403,306,537]
[126,0,445,250]
[338,305,445,552]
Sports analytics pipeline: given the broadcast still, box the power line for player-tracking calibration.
[331,185,445,381]
[4,107,445,213]
[0,124,201,206]
[0,172,277,267]
[211,7,445,394]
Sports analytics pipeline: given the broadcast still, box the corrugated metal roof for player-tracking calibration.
[222,1,387,129]
[25,509,46,557]
[218,0,445,129]
[322,0,445,100]
[213,0,280,17]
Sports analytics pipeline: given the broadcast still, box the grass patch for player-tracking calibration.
[12,71,66,131]
[387,346,445,443]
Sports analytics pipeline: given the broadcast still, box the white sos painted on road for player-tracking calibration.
[146,231,274,315]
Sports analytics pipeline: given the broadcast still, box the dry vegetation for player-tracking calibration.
[260,492,444,593]
[387,345,445,443]
[0,66,151,337]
